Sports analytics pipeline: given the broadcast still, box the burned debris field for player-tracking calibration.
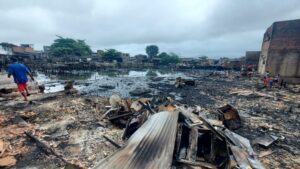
[0,72,299,169]
[1,1,300,168]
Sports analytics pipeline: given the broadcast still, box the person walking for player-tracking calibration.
[7,58,34,101]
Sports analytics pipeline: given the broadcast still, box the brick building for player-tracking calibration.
[258,19,300,83]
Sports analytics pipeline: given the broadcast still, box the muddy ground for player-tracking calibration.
[0,72,299,169]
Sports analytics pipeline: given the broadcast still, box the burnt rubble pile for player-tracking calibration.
[94,95,265,169]
[1,77,299,169]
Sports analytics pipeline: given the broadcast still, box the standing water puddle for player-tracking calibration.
[36,69,190,98]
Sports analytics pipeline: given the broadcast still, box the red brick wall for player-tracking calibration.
[259,20,300,81]
[12,47,34,53]
[265,20,300,79]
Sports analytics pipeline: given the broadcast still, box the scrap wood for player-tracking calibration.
[108,112,135,121]
[205,119,223,126]
[130,98,152,112]
[177,159,217,169]
[25,132,85,169]
[100,107,119,120]
[229,89,255,96]
[25,132,67,163]
[178,106,203,125]
[0,156,16,167]
[103,135,122,148]
[186,127,198,161]
[130,100,143,112]
[137,100,156,114]
[122,111,150,140]
[258,150,273,158]
[18,111,37,118]
[197,117,224,141]
[230,89,281,100]
[217,104,241,130]
[175,124,183,158]
[158,104,177,112]
[121,99,132,112]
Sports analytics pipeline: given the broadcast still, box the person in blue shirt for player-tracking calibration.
[7,58,34,101]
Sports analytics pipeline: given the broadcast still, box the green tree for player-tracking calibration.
[103,49,123,62]
[158,52,180,65]
[49,36,92,57]
[145,45,159,59]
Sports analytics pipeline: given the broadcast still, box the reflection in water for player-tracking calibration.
[36,69,188,96]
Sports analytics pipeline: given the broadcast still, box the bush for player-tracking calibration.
[157,52,180,65]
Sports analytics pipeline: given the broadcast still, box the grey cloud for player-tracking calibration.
[0,0,299,58]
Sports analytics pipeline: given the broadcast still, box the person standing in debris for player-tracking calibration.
[265,74,273,88]
[263,71,269,87]
[7,58,34,101]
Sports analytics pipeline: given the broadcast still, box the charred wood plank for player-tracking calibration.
[103,135,122,149]
[108,112,135,121]
[186,127,198,161]
[175,124,183,158]
[178,159,217,169]
[25,132,67,162]
[100,107,119,120]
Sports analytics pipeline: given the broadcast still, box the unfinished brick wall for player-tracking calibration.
[259,19,300,83]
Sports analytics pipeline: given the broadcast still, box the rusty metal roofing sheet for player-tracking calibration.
[93,111,179,169]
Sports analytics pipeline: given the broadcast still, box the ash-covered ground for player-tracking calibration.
[0,71,299,168]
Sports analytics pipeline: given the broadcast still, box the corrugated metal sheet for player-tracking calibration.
[93,111,179,169]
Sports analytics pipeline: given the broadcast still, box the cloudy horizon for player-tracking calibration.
[0,0,300,58]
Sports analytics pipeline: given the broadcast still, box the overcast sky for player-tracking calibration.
[0,0,299,58]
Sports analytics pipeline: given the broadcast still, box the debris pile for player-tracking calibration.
[175,77,196,88]
[94,95,265,169]
[0,71,299,168]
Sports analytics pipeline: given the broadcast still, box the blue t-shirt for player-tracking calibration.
[7,63,29,84]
